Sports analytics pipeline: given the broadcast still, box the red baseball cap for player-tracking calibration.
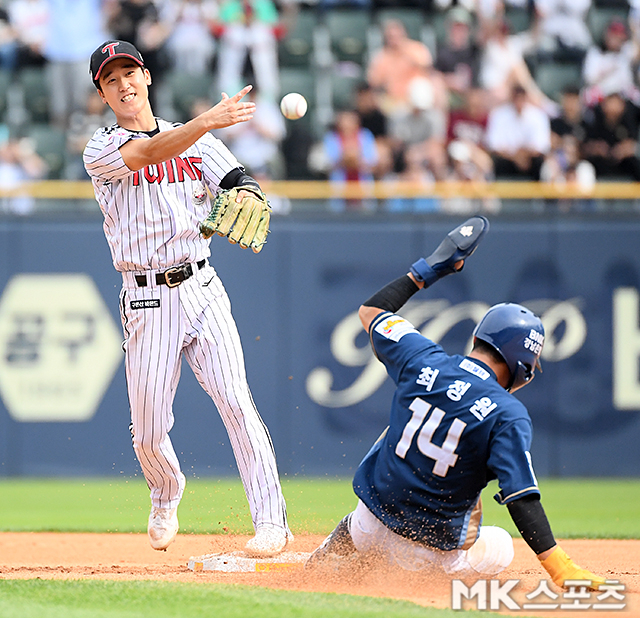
[90,40,144,86]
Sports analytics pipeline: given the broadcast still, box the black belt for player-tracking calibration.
[135,260,206,288]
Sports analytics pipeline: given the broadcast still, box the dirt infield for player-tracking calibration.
[0,533,638,617]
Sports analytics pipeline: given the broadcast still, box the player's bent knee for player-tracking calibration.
[132,432,165,454]
[466,526,514,575]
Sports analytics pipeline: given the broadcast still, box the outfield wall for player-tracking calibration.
[1,216,640,478]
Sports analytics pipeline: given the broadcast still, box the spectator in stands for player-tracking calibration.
[43,0,108,129]
[479,17,556,114]
[106,0,170,108]
[214,88,290,212]
[162,0,218,75]
[485,84,551,180]
[434,7,480,107]
[367,18,432,115]
[447,87,489,152]
[64,89,114,180]
[354,82,392,178]
[384,146,438,213]
[355,82,387,142]
[444,139,499,215]
[321,109,378,212]
[550,85,586,148]
[533,0,591,63]
[388,75,449,181]
[0,6,17,71]
[0,133,48,215]
[582,19,640,108]
[214,0,293,102]
[446,87,494,179]
[214,86,285,180]
[473,0,532,42]
[447,138,493,182]
[8,0,48,68]
[581,90,640,181]
[540,133,596,195]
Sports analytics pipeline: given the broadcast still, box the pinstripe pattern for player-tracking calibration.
[86,120,290,534]
[84,119,239,271]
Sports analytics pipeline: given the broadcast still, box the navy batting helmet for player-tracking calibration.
[473,303,544,392]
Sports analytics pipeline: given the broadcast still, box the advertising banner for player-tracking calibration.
[1,217,639,477]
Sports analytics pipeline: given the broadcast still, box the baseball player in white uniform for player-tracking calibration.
[83,40,291,556]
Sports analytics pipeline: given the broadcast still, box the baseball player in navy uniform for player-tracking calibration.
[83,40,291,556]
[307,216,605,589]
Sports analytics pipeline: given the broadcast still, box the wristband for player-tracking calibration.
[409,258,438,288]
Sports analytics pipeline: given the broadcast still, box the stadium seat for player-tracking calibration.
[19,67,49,123]
[504,5,532,34]
[431,10,449,48]
[166,70,213,123]
[279,67,317,108]
[330,70,363,109]
[0,70,10,122]
[325,9,372,64]
[421,23,437,57]
[26,123,67,179]
[535,62,583,100]
[587,6,630,43]
[375,7,425,42]
[279,8,318,68]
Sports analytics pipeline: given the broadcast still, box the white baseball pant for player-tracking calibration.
[119,263,289,534]
[349,500,514,574]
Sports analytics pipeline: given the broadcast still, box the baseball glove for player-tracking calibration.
[199,185,271,253]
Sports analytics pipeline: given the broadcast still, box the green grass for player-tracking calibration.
[0,477,636,618]
[0,476,637,538]
[0,580,499,618]
[481,478,640,539]
[0,477,357,534]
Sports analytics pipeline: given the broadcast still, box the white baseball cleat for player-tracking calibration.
[244,525,291,558]
[148,506,179,551]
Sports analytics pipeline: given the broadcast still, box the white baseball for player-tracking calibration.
[280,93,308,120]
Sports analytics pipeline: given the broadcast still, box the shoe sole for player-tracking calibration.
[148,526,178,551]
[149,534,177,551]
[244,538,289,558]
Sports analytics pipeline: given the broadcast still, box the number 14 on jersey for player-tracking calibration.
[395,397,467,478]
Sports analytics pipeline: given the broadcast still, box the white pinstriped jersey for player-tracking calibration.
[83,118,239,272]
[82,115,291,534]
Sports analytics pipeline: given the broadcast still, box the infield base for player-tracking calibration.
[187,551,311,572]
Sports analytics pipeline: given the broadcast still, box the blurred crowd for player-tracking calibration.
[310,0,640,212]
[1,0,640,214]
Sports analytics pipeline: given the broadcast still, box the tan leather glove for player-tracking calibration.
[200,185,271,253]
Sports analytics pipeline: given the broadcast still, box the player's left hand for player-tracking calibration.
[539,545,606,591]
[199,185,271,253]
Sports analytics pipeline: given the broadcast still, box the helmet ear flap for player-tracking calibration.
[508,360,535,392]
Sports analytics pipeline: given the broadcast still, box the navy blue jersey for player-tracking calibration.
[353,312,540,551]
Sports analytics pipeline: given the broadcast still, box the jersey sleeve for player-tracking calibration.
[83,126,144,182]
[488,417,541,505]
[198,132,240,193]
[369,311,440,383]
